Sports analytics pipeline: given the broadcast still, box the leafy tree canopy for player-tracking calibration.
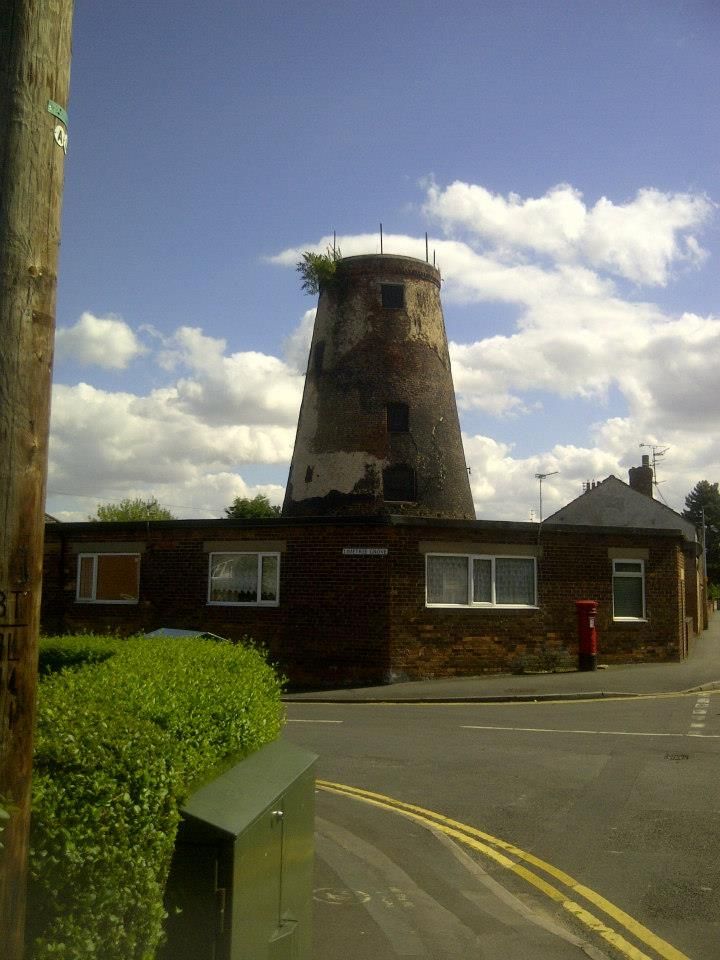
[224,494,281,519]
[682,480,720,583]
[89,497,175,521]
[682,480,720,526]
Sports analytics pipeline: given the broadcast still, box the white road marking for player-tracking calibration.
[687,696,712,736]
[460,724,720,738]
[426,820,608,954]
[286,718,344,723]
[314,886,371,905]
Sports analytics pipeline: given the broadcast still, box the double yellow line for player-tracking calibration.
[317,780,689,960]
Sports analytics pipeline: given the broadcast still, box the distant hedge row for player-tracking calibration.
[29,634,284,960]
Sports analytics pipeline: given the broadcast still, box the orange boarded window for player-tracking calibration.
[77,554,140,603]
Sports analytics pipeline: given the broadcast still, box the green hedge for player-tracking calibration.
[38,633,123,675]
[29,635,284,959]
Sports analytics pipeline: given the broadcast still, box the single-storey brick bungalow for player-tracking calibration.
[41,508,698,687]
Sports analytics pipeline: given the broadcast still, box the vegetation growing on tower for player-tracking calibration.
[296,246,342,295]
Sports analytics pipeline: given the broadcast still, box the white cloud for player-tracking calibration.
[424,181,713,286]
[450,304,720,440]
[48,309,314,518]
[462,434,627,521]
[618,312,720,430]
[426,182,587,257]
[157,326,304,426]
[48,324,300,518]
[282,308,316,372]
[448,297,653,414]
[50,380,294,481]
[55,312,145,369]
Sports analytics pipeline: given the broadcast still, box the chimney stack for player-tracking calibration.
[628,455,653,498]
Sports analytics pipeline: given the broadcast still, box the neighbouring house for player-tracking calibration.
[40,256,703,684]
[545,455,704,646]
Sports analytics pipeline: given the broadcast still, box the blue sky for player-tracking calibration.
[49,0,720,521]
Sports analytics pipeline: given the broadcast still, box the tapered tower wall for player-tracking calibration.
[282,254,475,519]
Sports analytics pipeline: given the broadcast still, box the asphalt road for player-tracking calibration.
[283,692,720,960]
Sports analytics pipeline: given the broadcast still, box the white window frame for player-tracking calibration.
[76,552,140,604]
[425,553,537,609]
[207,552,280,607]
[612,558,646,621]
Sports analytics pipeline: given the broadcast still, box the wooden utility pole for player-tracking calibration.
[0,2,74,956]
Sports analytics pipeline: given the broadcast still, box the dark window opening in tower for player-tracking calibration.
[381,283,405,308]
[386,402,409,433]
[383,464,417,502]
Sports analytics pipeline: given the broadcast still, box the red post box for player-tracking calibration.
[575,599,598,671]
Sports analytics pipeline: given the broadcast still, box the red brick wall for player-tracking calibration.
[42,519,685,686]
[387,525,547,677]
[538,529,684,663]
[386,524,685,678]
[41,520,392,688]
[683,547,703,641]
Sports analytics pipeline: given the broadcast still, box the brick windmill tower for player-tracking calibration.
[282,253,474,519]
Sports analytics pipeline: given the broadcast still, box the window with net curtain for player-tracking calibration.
[612,559,645,619]
[208,553,279,605]
[426,554,536,606]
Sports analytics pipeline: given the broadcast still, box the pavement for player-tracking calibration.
[284,613,720,704]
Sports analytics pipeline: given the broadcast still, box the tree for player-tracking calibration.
[89,497,175,521]
[224,494,281,519]
[682,480,720,583]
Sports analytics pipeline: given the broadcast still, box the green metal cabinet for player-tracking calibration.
[160,739,317,960]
